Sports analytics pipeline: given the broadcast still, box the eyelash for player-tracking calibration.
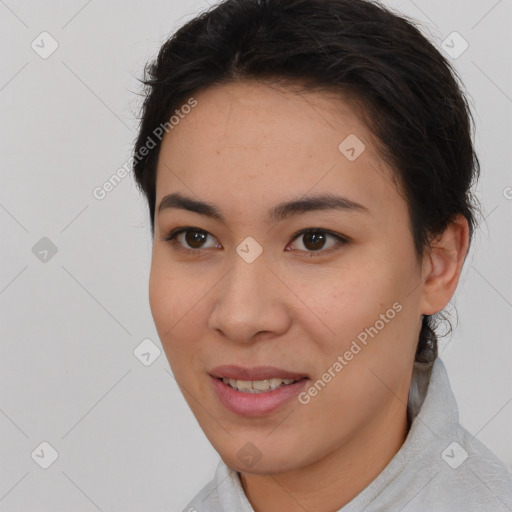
[161,226,350,258]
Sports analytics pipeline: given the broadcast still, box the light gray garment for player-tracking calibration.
[183,357,512,511]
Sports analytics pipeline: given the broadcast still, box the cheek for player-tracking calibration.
[313,263,419,392]
[148,261,174,331]
[148,256,193,345]
[298,258,412,368]
[148,255,208,369]
[148,270,191,381]
[306,264,395,328]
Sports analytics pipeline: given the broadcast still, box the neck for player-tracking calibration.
[239,399,410,512]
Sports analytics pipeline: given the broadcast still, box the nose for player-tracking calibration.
[207,253,291,343]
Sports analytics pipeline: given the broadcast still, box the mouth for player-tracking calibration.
[208,364,309,382]
[217,376,308,393]
[208,365,310,416]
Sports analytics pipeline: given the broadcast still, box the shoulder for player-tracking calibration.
[413,423,512,511]
[353,357,512,511]
[458,425,512,496]
[181,476,221,512]
[182,467,224,512]
[181,459,251,512]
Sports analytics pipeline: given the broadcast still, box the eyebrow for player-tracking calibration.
[157,191,371,223]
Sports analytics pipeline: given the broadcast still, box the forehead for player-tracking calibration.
[166,79,373,148]
[155,80,401,221]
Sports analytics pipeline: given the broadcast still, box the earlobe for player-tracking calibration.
[419,215,470,316]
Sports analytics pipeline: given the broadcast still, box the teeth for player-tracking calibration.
[222,378,297,392]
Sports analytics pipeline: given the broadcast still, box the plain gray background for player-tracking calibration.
[1,0,511,510]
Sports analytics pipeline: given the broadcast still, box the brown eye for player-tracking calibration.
[163,227,221,253]
[302,231,328,251]
[183,229,208,249]
[288,228,349,256]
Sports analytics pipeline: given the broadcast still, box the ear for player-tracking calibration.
[419,214,470,316]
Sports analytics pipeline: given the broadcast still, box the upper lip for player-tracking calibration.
[209,365,309,381]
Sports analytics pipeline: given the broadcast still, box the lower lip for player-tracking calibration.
[209,375,309,416]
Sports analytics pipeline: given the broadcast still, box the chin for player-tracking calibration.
[225,456,297,475]
[216,439,307,475]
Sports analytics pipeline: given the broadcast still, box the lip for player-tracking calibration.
[209,374,309,417]
[208,365,309,381]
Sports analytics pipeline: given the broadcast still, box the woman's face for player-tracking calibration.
[149,80,427,474]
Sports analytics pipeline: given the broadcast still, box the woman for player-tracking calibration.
[132,0,512,510]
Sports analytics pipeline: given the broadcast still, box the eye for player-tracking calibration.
[287,228,349,257]
[161,226,350,257]
[161,227,221,254]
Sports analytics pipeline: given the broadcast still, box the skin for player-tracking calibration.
[148,80,469,512]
